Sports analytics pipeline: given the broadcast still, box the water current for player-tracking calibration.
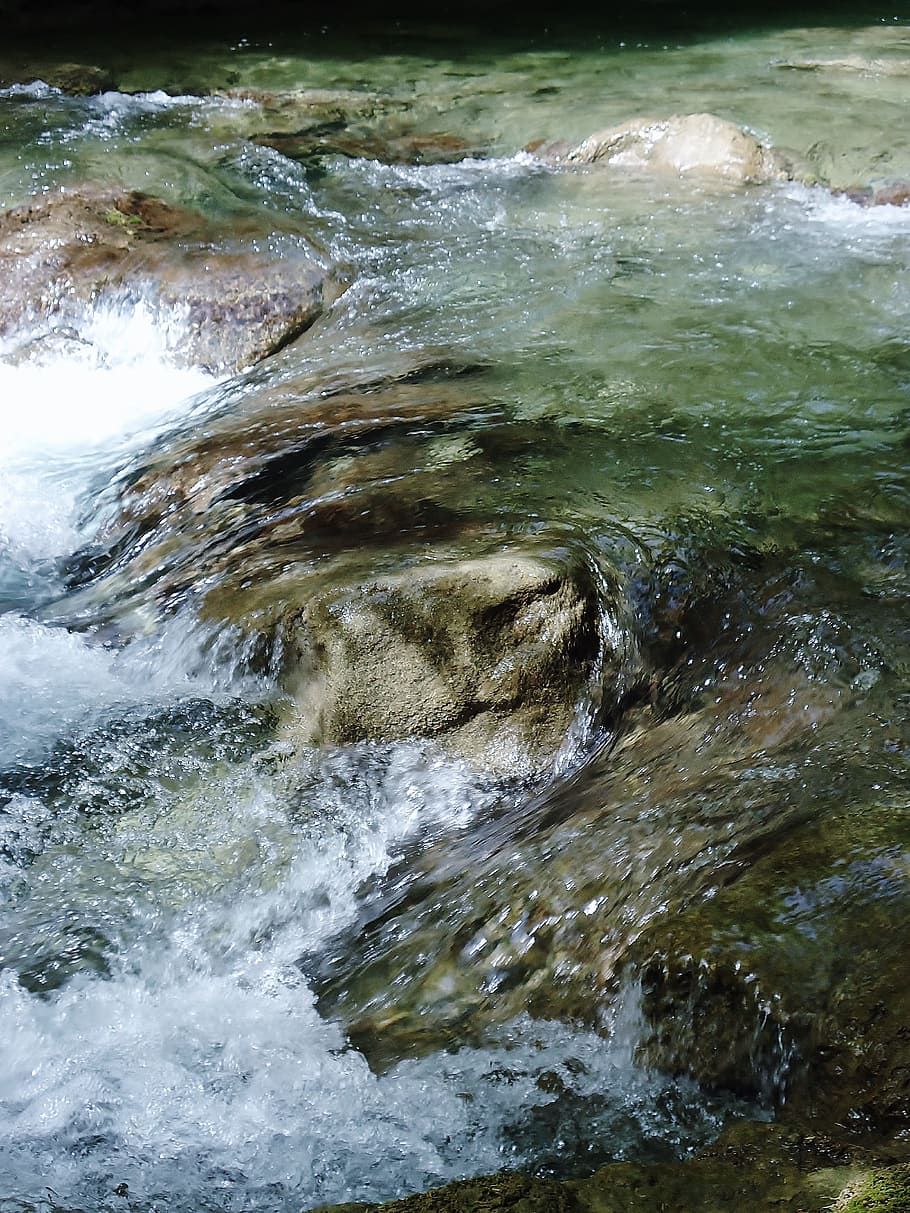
[1,6,910,1211]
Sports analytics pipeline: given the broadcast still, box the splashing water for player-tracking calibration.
[3,12,910,1211]
[0,300,217,564]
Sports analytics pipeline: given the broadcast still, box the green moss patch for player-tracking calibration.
[833,1165,910,1213]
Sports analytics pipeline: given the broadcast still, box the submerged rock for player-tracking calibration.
[63,356,630,774]
[310,538,863,1068]
[219,85,475,167]
[256,127,474,167]
[835,182,910,207]
[627,788,910,1137]
[0,187,346,372]
[774,55,910,76]
[537,113,790,185]
[222,85,392,132]
[67,358,495,624]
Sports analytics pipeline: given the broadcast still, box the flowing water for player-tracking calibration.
[2,6,910,1211]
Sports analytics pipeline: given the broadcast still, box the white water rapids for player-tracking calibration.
[0,299,733,1211]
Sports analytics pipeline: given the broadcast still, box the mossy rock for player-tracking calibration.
[312,1153,910,1213]
[0,60,115,95]
[314,1172,577,1213]
[832,1164,910,1213]
[626,788,910,1132]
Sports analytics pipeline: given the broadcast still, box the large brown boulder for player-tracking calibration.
[61,355,621,777]
[0,187,347,372]
[539,113,791,185]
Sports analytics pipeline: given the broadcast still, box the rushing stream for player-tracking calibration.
[2,6,910,1211]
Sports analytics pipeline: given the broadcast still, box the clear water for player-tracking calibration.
[1,7,910,1210]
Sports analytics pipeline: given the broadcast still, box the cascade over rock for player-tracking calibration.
[61,357,634,776]
[0,187,347,373]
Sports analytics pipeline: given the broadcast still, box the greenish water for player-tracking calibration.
[1,7,909,1212]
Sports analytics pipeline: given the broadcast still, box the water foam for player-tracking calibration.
[0,300,217,563]
[0,743,500,1211]
[0,732,734,1213]
[0,614,221,766]
[0,968,732,1213]
[785,179,910,235]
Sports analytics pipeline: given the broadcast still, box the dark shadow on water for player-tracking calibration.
[0,0,898,58]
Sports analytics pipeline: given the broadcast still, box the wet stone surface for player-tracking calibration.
[0,187,347,373]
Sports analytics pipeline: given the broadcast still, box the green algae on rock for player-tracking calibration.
[313,1150,910,1213]
[832,1165,910,1213]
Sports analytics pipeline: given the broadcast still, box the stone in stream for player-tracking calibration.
[256,127,474,167]
[309,540,864,1070]
[72,357,495,614]
[626,791,910,1140]
[534,113,792,185]
[61,356,620,776]
[835,182,910,207]
[0,186,347,373]
[280,546,607,775]
[221,85,395,132]
[0,60,115,94]
[217,86,476,167]
[773,54,910,76]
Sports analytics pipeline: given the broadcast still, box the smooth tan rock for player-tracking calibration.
[282,548,605,775]
[549,113,790,185]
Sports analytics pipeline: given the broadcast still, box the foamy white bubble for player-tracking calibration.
[0,81,61,99]
[0,300,218,562]
[0,737,506,1210]
[0,614,211,763]
[0,962,483,1211]
[786,180,910,234]
[166,741,496,970]
[0,300,214,460]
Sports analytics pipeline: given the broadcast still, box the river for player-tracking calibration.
[1,6,909,1211]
